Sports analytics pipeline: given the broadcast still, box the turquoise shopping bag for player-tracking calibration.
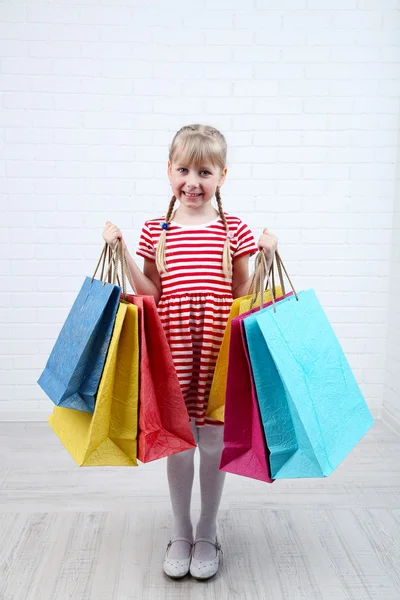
[244,289,374,479]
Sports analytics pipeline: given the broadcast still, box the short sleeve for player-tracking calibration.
[136,222,156,261]
[233,220,258,259]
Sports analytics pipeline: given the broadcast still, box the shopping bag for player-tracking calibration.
[220,291,292,482]
[220,312,273,483]
[125,294,197,463]
[206,250,284,422]
[244,255,374,479]
[38,244,121,413]
[48,300,140,466]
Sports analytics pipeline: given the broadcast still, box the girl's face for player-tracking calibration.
[168,159,227,209]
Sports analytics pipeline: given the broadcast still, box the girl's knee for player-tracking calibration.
[198,425,224,454]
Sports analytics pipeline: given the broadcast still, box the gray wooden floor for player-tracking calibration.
[0,420,399,600]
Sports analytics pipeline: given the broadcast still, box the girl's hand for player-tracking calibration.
[258,228,278,265]
[102,221,126,250]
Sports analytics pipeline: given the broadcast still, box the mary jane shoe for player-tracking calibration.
[190,538,223,580]
[163,537,193,579]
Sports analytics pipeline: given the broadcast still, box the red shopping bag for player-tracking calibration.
[125,295,196,463]
[220,292,292,482]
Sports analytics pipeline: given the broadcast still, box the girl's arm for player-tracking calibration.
[124,250,162,303]
[232,254,254,299]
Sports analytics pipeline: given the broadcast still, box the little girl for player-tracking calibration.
[103,124,277,581]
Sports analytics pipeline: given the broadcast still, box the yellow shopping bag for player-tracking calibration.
[48,301,139,466]
[206,286,282,423]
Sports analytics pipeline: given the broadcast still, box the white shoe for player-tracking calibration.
[190,538,223,580]
[163,538,193,579]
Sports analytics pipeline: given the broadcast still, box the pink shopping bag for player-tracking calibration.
[219,292,292,482]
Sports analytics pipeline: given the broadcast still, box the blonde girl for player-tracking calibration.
[103,124,277,581]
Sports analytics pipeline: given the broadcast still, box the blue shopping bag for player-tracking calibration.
[38,276,121,413]
[244,289,374,479]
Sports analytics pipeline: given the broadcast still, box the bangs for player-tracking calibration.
[171,135,225,170]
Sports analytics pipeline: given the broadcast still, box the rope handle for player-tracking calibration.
[91,242,120,286]
[91,241,128,297]
[249,250,298,313]
[104,241,137,296]
[248,251,284,299]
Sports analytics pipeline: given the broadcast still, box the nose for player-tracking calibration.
[186,174,200,189]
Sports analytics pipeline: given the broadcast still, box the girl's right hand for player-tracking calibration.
[102,221,124,250]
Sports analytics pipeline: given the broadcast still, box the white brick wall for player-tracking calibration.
[1,0,399,419]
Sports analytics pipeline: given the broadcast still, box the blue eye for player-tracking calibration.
[201,170,211,176]
[178,168,187,173]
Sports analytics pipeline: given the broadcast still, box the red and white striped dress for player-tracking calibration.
[137,213,258,427]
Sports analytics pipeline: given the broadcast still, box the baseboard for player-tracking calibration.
[381,406,400,435]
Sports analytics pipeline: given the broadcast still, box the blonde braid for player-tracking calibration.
[156,195,177,274]
[215,186,233,279]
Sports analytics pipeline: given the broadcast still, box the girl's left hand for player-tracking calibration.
[258,228,278,265]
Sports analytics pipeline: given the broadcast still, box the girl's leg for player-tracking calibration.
[166,419,198,559]
[195,424,226,559]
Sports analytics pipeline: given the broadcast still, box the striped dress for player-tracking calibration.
[137,213,258,427]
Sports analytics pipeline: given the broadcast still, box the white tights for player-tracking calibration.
[166,419,226,559]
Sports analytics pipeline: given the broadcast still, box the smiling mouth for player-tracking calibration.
[182,191,202,198]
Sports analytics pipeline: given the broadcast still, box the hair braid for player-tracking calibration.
[156,195,177,274]
[215,185,233,280]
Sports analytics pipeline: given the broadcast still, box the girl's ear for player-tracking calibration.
[167,160,172,181]
[219,166,228,187]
